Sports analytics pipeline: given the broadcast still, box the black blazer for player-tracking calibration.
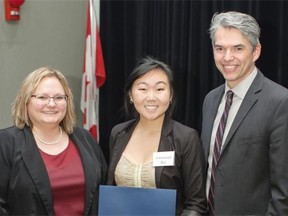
[107,117,207,216]
[201,70,288,215]
[0,126,107,215]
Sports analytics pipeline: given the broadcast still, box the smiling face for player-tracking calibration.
[213,27,261,88]
[130,69,172,122]
[27,76,67,129]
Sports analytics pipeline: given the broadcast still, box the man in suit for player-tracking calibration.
[201,11,288,215]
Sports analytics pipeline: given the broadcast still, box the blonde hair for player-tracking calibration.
[12,66,76,134]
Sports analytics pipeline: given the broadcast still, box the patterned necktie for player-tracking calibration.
[208,90,234,216]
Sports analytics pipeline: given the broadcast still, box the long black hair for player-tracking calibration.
[123,56,176,119]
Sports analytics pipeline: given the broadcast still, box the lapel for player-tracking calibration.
[70,129,102,215]
[203,86,225,158]
[21,126,54,215]
[108,120,138,184]
[221,70,263,152]
[21,127,102,215]
[155,117,174,188]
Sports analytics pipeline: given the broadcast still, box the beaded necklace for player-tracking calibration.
[33,127,63,145]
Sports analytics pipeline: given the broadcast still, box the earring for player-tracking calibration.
[130,99,133,104]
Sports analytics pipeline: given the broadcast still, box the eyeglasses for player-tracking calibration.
[31,95,68,104]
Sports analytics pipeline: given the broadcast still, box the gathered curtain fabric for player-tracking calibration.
[99,0,288,160]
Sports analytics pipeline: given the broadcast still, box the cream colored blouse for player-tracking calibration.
[114,154,156,188]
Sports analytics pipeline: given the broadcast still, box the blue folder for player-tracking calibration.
[98,185,176,215]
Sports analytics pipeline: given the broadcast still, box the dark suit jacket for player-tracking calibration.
[106,117,207,216]
[0,126,107,215]
[201,70,288,215]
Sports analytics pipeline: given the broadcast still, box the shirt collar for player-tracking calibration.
[225,67,258,99]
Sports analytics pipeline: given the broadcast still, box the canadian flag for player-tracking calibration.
[81,0,106,142]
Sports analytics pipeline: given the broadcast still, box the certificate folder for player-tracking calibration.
[98,185,176,215]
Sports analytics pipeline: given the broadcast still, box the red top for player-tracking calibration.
[40,140,85,216]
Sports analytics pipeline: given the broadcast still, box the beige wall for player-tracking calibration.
[0,0,88,128]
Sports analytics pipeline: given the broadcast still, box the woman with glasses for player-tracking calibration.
[0,66,107,215]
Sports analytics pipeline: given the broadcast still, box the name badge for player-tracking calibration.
[153,151,175,167]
